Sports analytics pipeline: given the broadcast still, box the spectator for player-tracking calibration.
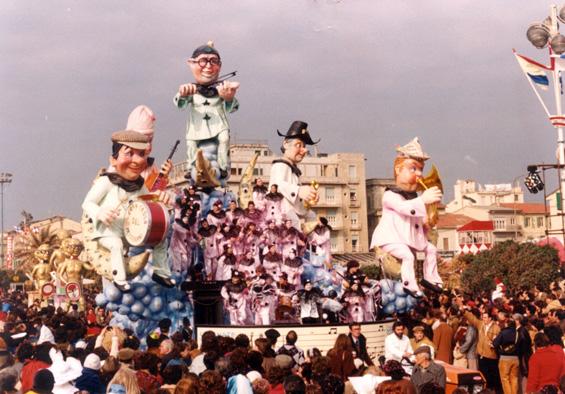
[492,318,522,394]
[75,353,105,394]
[198,370,225,394]
[526,332,565,392]
[107,367,141,394]
[432,312,453,364]
[277,331,305,367]
[347,324,373,367]
[410,347,446,393]
[376,359,416,394]
[460,303,501,392]
[327,334,356,381]
[20,343,53,394]
[30,368,55,394]
[174,374,200,394]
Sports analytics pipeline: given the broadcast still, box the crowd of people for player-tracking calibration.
[0,276,562,394]
[172,182,383,326]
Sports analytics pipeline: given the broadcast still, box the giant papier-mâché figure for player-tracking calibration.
[268,121,319,230]
[370,138,443,298]
[174,41,239,187]
[82,130,174,292]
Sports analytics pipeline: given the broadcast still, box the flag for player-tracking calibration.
[514,51,550,90]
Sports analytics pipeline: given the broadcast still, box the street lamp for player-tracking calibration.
[0,173,12,268]
[522,5,565,244]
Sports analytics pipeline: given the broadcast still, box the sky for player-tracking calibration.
[1,0,564,229]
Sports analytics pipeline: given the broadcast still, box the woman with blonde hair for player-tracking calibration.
[107,366,141,394]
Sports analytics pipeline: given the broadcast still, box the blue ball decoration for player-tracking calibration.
[118,305,130,315]
[132,285,148,299]
[131,301,145,315]
[142,294,152,306]
[104,286,122,303]
[149,297,164,313]
[95,293,107,307]
[394,281,406,297]
[383,303,396,315]
[106,302,118,312]
[122,294,135,306]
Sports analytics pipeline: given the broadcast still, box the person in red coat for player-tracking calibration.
[526,332,565,393]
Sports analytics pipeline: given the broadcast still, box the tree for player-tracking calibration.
[459,240,560,294]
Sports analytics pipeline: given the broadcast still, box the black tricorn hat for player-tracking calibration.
[277,121,320,145]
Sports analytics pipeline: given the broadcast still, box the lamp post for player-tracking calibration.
[0,173,12,268]
[512,175,525,240]
[523,4,565,244]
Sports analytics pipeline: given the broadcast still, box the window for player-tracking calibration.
[330,238,338,252]
[537,216,544,227]
[442,237,449,250]
[493,218,505,230]
[326,187,335,203]
[351,236,359,252]
[252,168,264,176]
[327,208,337,225]
[255,150,261,155]
[348,165,357,178]
[524,217,531,227]
[350,189,357,201]
[510,217,516,225]
[351,212,358,226]
[263,150,269,156]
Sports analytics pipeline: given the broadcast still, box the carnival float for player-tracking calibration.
[20,41,446,339]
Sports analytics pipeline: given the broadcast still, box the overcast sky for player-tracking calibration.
[1,0,563,228]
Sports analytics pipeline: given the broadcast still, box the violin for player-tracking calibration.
[196,71,237,98]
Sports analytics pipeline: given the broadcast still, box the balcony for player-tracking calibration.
[493,224,522,233]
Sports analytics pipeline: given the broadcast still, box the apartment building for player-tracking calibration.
[169,142,369,253]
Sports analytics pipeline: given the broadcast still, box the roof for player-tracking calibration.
[436,213,474,229]
[499,203,546,214]
[331,253,375,266]
[457,220,494,232]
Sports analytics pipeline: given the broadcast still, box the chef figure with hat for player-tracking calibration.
[174,41,239,183]
[125,105,173,191]
[82,130,175,291]
[269,121,320,230]
[370,138,443,298]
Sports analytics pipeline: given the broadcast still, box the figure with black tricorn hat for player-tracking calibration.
[269,121,320,231]
[174,41,239,187]
[370,138,443,298]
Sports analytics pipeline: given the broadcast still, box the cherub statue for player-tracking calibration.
[30,244,53,291]
[49,229,72,271]
[57,238,93,309]
[174,41,240,187]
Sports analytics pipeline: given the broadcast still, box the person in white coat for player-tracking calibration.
[269,121,319,230]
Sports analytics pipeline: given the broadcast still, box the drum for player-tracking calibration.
[124,201,169,247]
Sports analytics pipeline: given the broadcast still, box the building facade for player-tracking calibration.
[446,180,523,213]
[169,142,369,253]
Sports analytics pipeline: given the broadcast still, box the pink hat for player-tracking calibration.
[126,105,155,137]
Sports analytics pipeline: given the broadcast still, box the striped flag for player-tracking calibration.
[514,50,550,90]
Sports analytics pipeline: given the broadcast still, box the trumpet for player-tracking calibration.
[304,180,319,209]
[416,165,443,228]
